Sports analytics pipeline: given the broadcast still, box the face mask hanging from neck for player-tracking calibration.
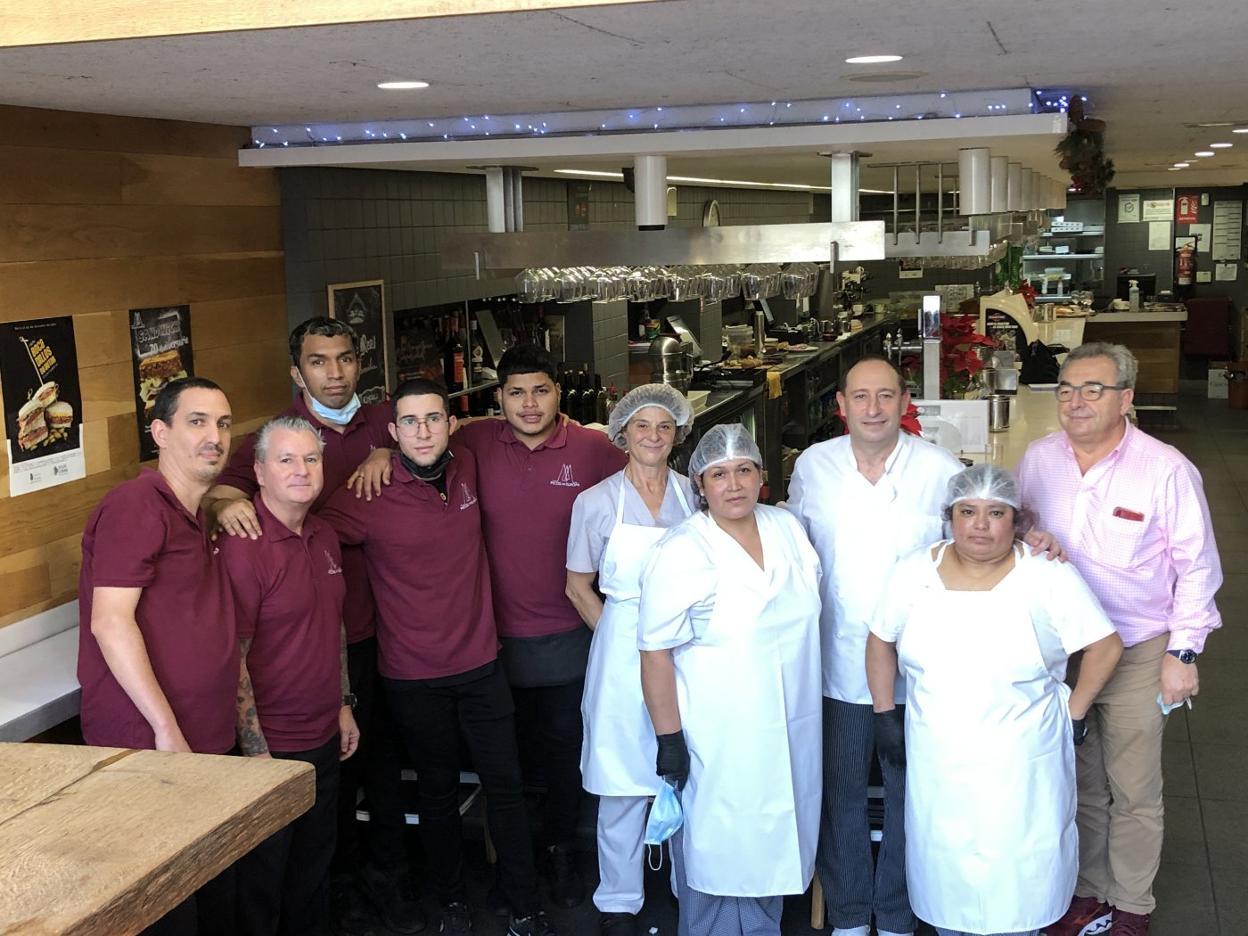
[308,393,362,426]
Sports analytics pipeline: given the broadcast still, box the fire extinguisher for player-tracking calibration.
[1176,244,1196,287]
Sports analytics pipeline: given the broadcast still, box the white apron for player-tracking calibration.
[581,475,692,796]
[899,544,1077,934]
[674,510,822,898]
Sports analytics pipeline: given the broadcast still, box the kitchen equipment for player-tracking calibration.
[988,394,1011,432]
[649,335,693,393]
[724,324,754,360]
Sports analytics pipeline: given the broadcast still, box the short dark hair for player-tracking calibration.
[838,354,906,394]
[497,344,558,386]
[392,378,450,420]
[151,376,225,426]
[289,317,358,367]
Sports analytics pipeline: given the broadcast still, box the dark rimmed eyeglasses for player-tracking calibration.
[1055,381,1129,402]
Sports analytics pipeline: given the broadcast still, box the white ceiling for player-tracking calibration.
[1,0,1245,189]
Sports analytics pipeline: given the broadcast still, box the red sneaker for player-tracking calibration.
[1044,896,1113,936]
[1109,910,1150,935]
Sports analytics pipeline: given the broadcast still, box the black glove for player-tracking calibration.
[873,708,906,769]
[655,731,690,790]
[1072,717,1088,746]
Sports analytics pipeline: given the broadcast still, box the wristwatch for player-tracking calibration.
[1166,649,1198,664]
[342,692,358,708]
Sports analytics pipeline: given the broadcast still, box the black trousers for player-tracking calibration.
[335,636,407,872]
[237,734,341,936]
[384,667,541,916]
[512,677,585,849]
[139,865,236,936]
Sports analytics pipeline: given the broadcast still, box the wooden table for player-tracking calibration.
[0,743,313,935]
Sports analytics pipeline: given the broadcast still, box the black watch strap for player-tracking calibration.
[342,692,358,708]
[1167,649,1198,664]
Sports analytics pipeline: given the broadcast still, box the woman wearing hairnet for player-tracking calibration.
[566,384,697,936]
[636,423,822,936]
[866,465,1123,936]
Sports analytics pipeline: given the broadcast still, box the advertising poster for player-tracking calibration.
[0,316,86,496]
[130,305,194,461]
[328,280,390,404]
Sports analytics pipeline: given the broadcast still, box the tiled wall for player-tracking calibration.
[279,167,814,331]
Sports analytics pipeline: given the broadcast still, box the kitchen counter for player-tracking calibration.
[975,386,1063,470]
[1087,309,1189,324]
[0,743,312,935]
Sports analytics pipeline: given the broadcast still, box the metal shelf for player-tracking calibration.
[1023,254,1104,260]
[1040,228,1105,237]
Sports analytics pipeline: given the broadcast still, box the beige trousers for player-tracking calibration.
[1073,632,1167,915]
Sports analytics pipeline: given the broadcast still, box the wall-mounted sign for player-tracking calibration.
[327,280,390,404]
[1,316,85,496]
[1117,194,1140,223]
[129,305,193,461]
[1176,194,1200,224]
[1141,199,1174,222]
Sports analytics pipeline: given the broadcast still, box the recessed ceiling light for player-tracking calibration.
[377,80,430,90]
[845,54,903,64]
[1234,127,1248,134]
[1210,142,1233,148]
[1195,150,1216,157]
[1168,167,1182,171]
[1173,162,1190,168]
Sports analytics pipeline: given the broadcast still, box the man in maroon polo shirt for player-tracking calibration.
[77,376,238,936]
[453,346,626,907]
[204,317,415,934]
[319,378,558,936]
[220,415,360,936]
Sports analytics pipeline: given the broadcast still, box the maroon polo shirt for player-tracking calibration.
[217,395,393,645]
[453,419,625,639]
[219,496,346,753]
[77,470,238,754]
[318,448,498,681]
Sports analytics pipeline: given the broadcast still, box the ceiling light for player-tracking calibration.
[377,80,430,90]
[1168,167,1182,171]
[1210,142,1233,148]
[1194,150,1215,157]
[1234,127,1248,134]
[845,54,903,64]
[1173,162,1190,168]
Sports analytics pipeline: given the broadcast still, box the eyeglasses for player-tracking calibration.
[1055,381,1130,402]
[395,413,447,434]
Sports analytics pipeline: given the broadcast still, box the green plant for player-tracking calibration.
[1056,99,1115,197]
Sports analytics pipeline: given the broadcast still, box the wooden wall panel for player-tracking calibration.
[0,104,288,633]
[0,205,281,262]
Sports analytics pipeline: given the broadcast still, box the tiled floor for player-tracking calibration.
[439,393,1248,936]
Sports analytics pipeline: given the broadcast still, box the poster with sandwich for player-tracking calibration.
[129,305,193,460]
[0,316,86,496]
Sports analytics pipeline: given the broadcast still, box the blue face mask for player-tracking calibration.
[644,780,684,846]
[308,393,362,426]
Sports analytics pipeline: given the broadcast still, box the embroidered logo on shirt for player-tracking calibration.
[325,550,343,575]
[550,464,581,488]
[459,483,479,510]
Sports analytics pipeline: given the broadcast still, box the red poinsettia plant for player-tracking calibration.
[941,315,997,398]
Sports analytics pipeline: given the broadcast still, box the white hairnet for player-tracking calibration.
[944,464,1022,512]
[607,384,694,448]
[688,423,762,489]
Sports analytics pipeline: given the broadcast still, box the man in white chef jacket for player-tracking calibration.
[786,356,961,936]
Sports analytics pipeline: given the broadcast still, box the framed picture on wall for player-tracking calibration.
[327,280,390,404]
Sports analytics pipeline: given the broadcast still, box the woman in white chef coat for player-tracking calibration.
[566,384,696,936]
[866,465,1123,936]
[637,423,822,936]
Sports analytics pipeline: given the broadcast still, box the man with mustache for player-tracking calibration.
[77,376,239,934]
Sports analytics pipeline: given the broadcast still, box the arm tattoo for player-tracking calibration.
[235,638,269,756]
[340,623,351,696]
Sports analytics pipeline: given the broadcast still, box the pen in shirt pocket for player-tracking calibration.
[1112,507,1145,522]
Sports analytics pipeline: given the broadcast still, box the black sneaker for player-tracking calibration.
[600,912,639,936]
[330,872,376,936]
[439,902,473,936]
[546,844,586,908]
[486,878,510,918]
[507,911,558,936]
[360,863,426,934]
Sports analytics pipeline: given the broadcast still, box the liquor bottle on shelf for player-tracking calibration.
[562,369,580,421]
[444,314,469,415]
[469,319,486,385]
[536,309,551,352]
[604,384,620,420]
[593,374,608,424]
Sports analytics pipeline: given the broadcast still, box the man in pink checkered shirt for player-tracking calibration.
[1017,341,1222,936]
